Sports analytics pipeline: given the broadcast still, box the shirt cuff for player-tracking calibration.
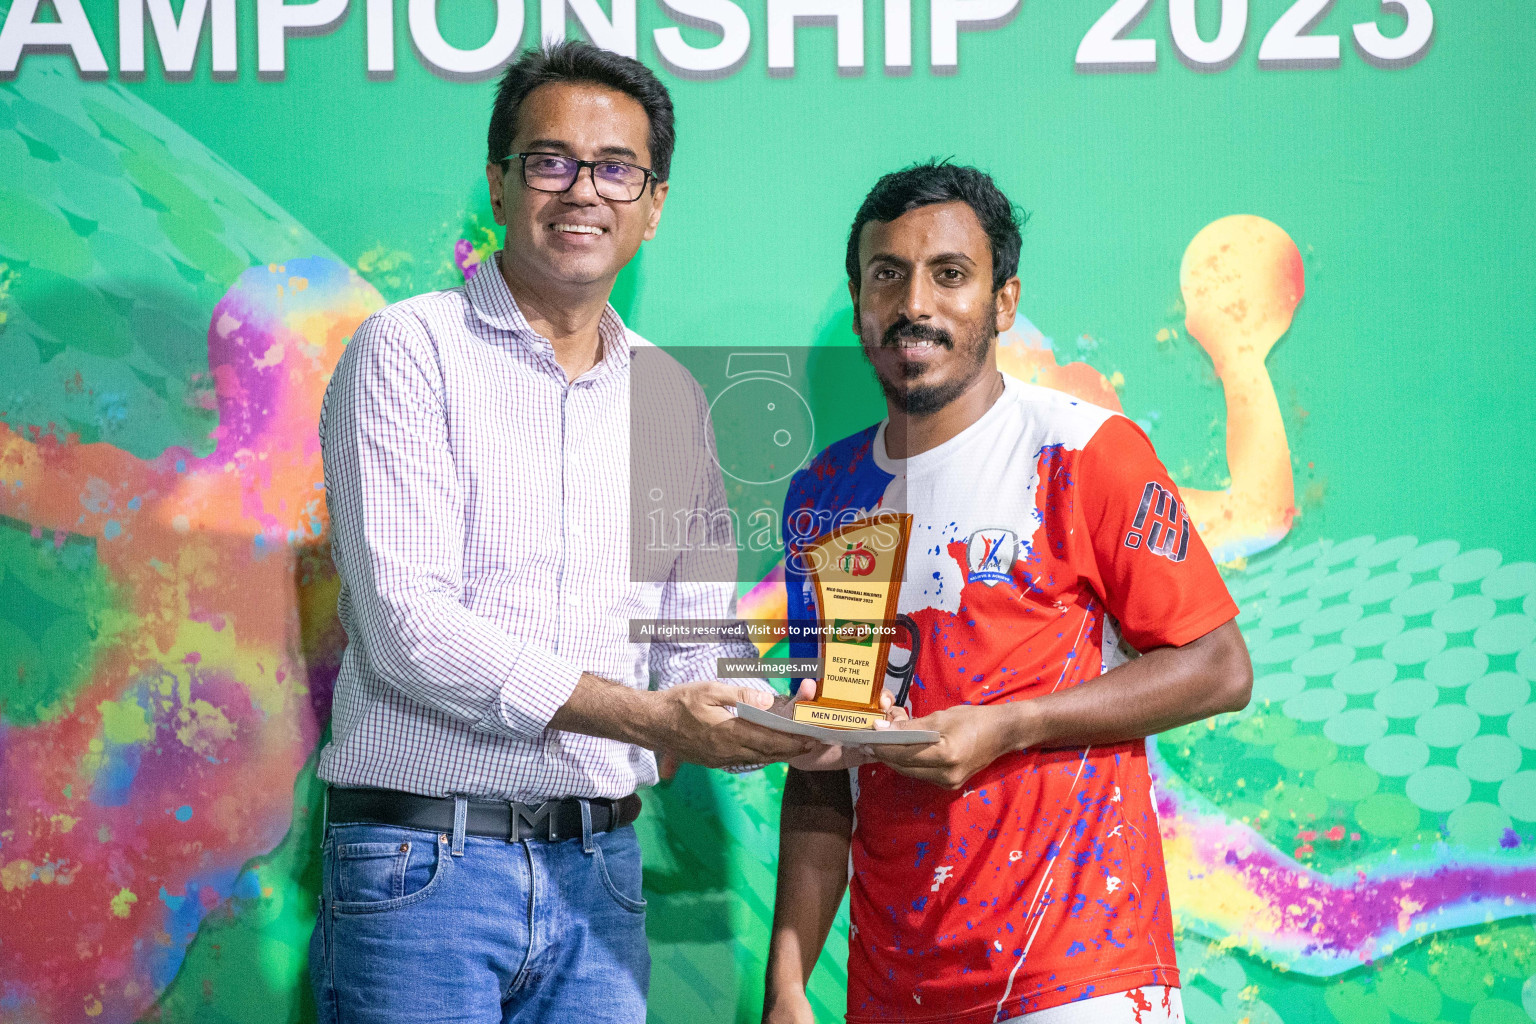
[724,674,786,774]
[481,642,585,740]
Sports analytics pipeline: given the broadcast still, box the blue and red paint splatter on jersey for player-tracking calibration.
[782,377,1238,1023]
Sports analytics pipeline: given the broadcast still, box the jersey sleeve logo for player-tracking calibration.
[965,528,1018,586]
[1124,482,1190,563]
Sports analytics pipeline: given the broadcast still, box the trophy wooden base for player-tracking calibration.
[736,702,937,745]
[791,703,887,730]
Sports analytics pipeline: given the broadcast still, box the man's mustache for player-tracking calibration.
[880,319,954,349]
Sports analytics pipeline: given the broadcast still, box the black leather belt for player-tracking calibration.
[327,786,642,843]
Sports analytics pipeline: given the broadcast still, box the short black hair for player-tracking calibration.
[846,161,1026,292]
[488,41,676,182]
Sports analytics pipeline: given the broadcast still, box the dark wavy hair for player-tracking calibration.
[845,161,1026,291]
[487,41,675,183]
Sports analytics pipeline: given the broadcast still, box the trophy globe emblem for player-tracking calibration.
[839,541,877,576]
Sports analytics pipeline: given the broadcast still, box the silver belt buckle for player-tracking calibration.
[510,799,556,842]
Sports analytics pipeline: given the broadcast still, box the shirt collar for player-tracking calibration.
[466,250,631,375]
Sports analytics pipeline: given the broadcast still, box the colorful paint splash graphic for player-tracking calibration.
[0,66,380,1022]
[0,56,1533,1024]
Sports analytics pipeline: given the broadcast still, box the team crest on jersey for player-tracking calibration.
[965,529,1018,586]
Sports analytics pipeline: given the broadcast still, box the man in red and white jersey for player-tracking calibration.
[763,163,1253,1024]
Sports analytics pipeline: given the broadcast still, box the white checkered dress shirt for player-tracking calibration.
[317,253,766,801]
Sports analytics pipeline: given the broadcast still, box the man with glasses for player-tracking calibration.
[309,42,823,1023]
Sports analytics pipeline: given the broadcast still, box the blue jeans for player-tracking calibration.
[308,803,650,1024]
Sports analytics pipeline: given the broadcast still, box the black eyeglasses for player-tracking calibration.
[503,152,657,203]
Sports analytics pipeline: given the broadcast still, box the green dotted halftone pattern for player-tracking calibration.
[1162,535,1536,873]
[0,66,331,459]
[1176,919,1536,1024]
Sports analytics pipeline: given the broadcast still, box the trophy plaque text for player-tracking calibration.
[791,511,912,730]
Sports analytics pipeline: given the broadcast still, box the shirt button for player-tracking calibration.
[564,592,580,605]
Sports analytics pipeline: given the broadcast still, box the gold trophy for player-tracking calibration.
[790,511,913,730]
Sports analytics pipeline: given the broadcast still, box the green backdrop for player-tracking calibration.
[1,1,1534,1022]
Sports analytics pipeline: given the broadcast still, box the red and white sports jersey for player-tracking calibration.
[782,376,1238,1023]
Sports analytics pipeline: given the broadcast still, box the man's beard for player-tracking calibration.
[865,316,995,416]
